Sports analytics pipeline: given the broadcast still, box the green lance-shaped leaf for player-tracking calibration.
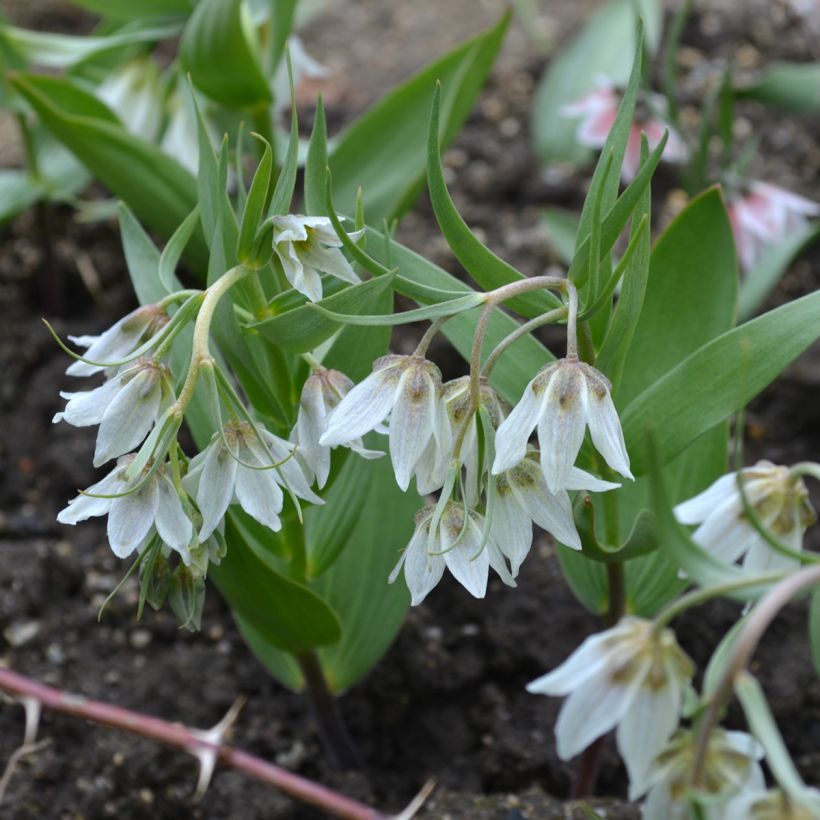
[532,0,652,165]
[738,223,820,321]
[736,62,820,113]
[312,292,485,326]
[267,50,299,217]
[327,11,509,225]
[10,72,206,270]
[304,95,328,216]
[67,0,192,21]
[180,0,272,109]
[237,137,273,264]
[0,19,183,69]
[251,272,397,353]
[622,289,820,475]
[810,590,820,678]
[426,82,560,318]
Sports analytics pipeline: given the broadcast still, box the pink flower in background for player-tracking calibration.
[561,78,687,183]
[728,182,820,272]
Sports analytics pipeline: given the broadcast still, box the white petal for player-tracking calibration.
[553,657,647,760]
[197,441,238,540]
[66,314,145,377]
[564,466,621,492]
[510,463,581,549]
[155,474,193,554]
[295,375,330,487]
[585,379,633,480]
[257,432,323,504]
[320,366,402,446]
[107,480,159,559]
[741,527,801,575]
[389,365,437,491]
[691,495,753,564]
[397,526,446,605]
[94,370,162,466]
[57,470,120,524]
[492,379,545,474]
[673,473,740,524]
[276,241,323,302]
[487,539,517,587]
[441,513,489,599]
[234,462,284,532]
[53,377,122,426]
[300,243,360,285]
[538,365,588,493]
[490,491,533,576]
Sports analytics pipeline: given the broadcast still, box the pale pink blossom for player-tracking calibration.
[728,182,820,272]
[562,79,687,182]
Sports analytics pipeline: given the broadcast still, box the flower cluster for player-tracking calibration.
[562,77,687,182]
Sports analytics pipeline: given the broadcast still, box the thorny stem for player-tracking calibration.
[691,564,820,786]
[480,307,567,378]
[296,652,363,771]
[0,665,385,819]
[174,266,249,413]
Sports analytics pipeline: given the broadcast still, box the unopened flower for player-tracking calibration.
[642,729,763,819]
[723,786,820,820]
[66,305,169,377]
[271,215,362,302]
[58,455,192,560]
[320,354,451,492]
[562,78,687,182]
[53,358,174,467]
[527,617,693,796]
[728,181,819,272]
[389,503,514,605]
[96,57,163,141]
[184,420,322,540]
[674,461,816,574]
[492,357,632,493]
[492,453,620,573]
[292,367,382,488]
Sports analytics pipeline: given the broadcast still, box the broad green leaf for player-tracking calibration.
[251,273,396,353]
[180,0,272,109]
[328,12,509,225]
[233,613,304,690]
[11,73,206,270]
[737,62,820,113]
[69,0,192,20]
[738,224,820,321]
[0,20,182,69]
[211,516,342,653]
[622,290,820,475]
[541,208,579,266]
[426,82,560,318]
[532,0,645,164]
[0,170,42,224]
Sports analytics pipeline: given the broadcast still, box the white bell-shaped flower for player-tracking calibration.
[184,420,322,540]
[674,461,816,574]
[58,455,192,561]
[527,617,693,797]
[492,453,620,574]
[292,367,382,488]
[493,357,633,493]
[53,358,174,467]
[722,786,820,820]
[641,729,764,819]
[66,305,168,377]
[389,503,514,605]
[320,354,451,492]
[271,215,363,302]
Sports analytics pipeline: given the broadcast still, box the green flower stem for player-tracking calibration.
[691,564,820,786]
[790,462,820,483]
[414,315,452,356]
[173,265,249,414]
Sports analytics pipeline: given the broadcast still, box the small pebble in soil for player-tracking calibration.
[129,629,152,650]
[3,620,40,647]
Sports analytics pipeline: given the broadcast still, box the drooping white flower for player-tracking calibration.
[674,461,816,574]
[527,617,693,797]
[53,358,174,467]
[66,304,169,377]
[389,503,514,605]
[58,455,192,561]
[291,367,383,488]
[492,453,620,574]
[723,786,820,820]
[320,354,451,492]
[562,77,687,182]
[95,57,163,142]
[492,357,632,493]
[184,420,322,540]
[728,181,820,272]
[641,729,764,819]
[271,215,363,303]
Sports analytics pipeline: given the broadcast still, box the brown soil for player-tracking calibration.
[0,1,819,818]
